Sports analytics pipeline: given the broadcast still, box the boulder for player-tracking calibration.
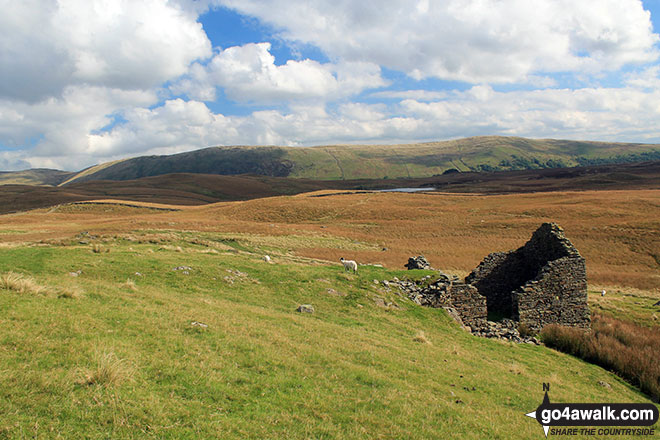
[296,304,315,314]
[405,256,431,270]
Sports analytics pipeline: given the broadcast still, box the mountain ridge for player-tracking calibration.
[1,136,659,186]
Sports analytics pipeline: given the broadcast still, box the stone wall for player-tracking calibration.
[394,278,487,328]
[514,256,590,333]
[387,277,535,342]
[465,250,526,318]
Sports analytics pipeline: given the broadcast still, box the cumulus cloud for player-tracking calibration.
[1,0,659,171]
[0,151,32,171]
[216,0,658,83]
[4,79,660,170]
[172,42,387,103]
[0,0,211,103]
[397,85,660,140]
[370,90,449,101]
[625,65,660,89]
[0,86,158,168]
[45,83,660,169]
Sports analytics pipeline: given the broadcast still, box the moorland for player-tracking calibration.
[0,185,658,438]
[0,137,658,439]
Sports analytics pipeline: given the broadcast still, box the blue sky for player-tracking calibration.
[1,0,659,170]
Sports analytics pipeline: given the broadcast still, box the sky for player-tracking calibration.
[1,0,659,171]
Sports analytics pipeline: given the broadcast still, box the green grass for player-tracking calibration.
[589,288,660,328]
[0,238,657,439]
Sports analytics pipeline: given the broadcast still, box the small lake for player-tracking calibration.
[378,187,436,193]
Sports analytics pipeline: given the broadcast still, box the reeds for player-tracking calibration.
[541,313,660,399]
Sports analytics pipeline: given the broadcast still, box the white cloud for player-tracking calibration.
[0,0,211,103]
[4,79,660,170]
[370,90,449,101]
[40,84,659,170]
[398,85,660,140]
[0,151,32,171]
[0,86,158,168]
[625,66,660,89]
[172,42,387,103]
[1,0,659,171]
[0,0,213,169]
[216,0,659,83]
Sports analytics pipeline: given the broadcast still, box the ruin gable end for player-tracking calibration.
[466,222,590,332]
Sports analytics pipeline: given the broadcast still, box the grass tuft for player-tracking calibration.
[79,351,134,387]
[91,244,110,253]
[123,278,137,292]
[412,331,431,345]
[0,272,49,295]
[58,288,82,299]
[517,322,534,338]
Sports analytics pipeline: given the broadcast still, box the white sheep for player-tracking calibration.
[601,289,606,297]
[263,255,271,263]
[340,257,358,273]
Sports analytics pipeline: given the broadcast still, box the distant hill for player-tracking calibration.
[0,161,658,214]
[1,136,659,186]
[0,169,74,186]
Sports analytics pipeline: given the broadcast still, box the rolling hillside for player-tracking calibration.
[0,184,657,438]
[2,136,658,187]
[60,136,660,184]
[0,168,74,186]
[0,161,658,214]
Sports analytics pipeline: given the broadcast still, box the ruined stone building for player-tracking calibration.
[465,222,590,332]
[398,223,590,337]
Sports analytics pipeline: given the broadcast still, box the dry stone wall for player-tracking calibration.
[513,256,589,332]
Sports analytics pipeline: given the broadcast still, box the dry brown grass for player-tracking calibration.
[0,272,49,295]
[91,244,110,253]
[412,331,432,344]
[123,279,137,292]
[79,351,134,387]
[541,313,660,399]
[0,189,658,291]
[201,190,660,291]
[58,289,82,299]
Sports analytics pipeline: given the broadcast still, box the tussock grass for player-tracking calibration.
[541,313,660,400]
[58,284,83,299]
[123,278,137,292]
[1,271,80,298]
[0,272,49,295]
[79,351,134,387]
[412,330,431,344]
[91,244,110,253]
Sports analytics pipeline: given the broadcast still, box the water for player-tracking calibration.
[378,187,436,193]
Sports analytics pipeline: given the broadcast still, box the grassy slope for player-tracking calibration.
[0,232,656,439]
[0,194,658,438]
[55,136,660,184]
[292,136,660,179]
[58,159,128,186]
